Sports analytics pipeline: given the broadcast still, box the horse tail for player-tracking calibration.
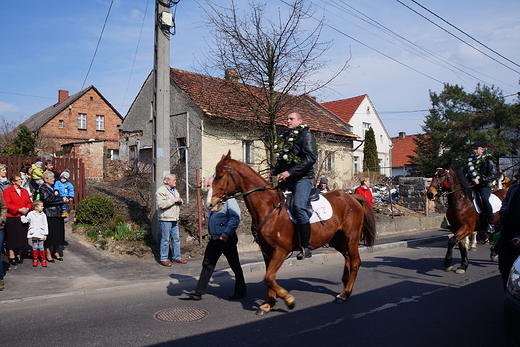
[359,198,377,247]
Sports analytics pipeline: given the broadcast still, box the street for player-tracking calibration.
[0,240,506,346]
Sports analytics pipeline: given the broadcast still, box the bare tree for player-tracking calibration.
[0,116,18,150]
[200,0,349,166]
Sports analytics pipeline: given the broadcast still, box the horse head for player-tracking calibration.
[426,166,450,201]
[208,151,240,212]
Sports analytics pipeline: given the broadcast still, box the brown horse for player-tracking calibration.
[426,166,506,274]
[208,152,376,315]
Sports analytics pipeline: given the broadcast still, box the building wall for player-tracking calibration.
[315,140,354,190]
[39,89,122,155]
[62,141,105,181]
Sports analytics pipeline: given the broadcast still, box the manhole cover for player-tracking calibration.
[154,307,209,323]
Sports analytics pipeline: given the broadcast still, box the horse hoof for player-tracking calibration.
[470,246,477,251]
[333,295,347,304]
[444,266,453,272]
[455,266,466,274]
[256,308,269,316]
[491,255,498,262]
[285,295,295,310]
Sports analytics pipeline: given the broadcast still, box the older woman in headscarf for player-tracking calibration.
[3,173,32,265]
[39,171,68,262]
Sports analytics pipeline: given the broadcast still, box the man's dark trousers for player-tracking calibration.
[194,233,246,295]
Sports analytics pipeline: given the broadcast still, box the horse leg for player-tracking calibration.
[455,239,469,274]
[470,232,477,251]
[333,234,361,304]
[256,250,294,316]
[443,236,457,271]
[463,236,469,250]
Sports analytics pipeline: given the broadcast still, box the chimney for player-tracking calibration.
[398,132,406,139]
[58,90,69,104]
[224,68,238,82]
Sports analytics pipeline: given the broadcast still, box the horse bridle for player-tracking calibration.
[215,162,284,233]
[215,163,272,202]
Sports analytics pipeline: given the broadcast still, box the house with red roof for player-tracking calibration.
[21,86,123,157]
[390,132,420,176]
[321,95,392,177]
[119,68,359,190]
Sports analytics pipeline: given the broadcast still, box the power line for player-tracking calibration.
[81,0,114,90]
[410,0,520,70]
[322,0,519,91]
[0,91,54,100]
[396,0,520,75]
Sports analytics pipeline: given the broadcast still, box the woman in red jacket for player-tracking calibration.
[354,177,373,208]
[3,173,32,265]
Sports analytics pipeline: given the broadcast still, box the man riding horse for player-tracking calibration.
[268,112,316,260]
[464,141,497,240]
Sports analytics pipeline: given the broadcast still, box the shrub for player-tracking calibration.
[75,194,115,225]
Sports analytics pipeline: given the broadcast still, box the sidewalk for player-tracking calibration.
[0,226,453,304]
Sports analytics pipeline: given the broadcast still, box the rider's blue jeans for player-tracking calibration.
[287,177,313,224]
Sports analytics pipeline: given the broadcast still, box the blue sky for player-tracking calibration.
[1,0,519,137]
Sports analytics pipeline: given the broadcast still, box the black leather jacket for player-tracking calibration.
[465,155,496,188]
[272,129,316,181]
[39,184,64,218]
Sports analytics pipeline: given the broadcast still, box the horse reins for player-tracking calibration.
[217,163,285,234]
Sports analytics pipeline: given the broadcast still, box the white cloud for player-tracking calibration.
[0,101,21,114]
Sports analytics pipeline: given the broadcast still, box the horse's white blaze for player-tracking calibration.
[206,185,213,206]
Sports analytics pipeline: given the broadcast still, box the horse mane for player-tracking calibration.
[449,166,473,196]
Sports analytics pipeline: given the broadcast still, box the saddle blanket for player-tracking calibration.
[286,195,333,224]
[473,193,501,214]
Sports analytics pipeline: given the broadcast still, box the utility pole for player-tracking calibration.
[152,0,172,242]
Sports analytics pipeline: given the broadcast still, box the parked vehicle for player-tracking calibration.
[504,255,520,346]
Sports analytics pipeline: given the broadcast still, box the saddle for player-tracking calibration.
[283,187,320,218]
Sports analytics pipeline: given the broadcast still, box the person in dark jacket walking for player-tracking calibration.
[183,178,245,300]
[268,112,317,260]
[39,171,68,262]
[464,141,497,239]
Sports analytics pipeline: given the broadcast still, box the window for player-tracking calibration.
[59,120,64,128]
[354,156,360,173]
[96,115,104,131]
[177,137,186,164]
[362,122,371,138]
[325,151,335,172]
[242,140,254,164]
[78,113,86,129]
[108,149,119,160]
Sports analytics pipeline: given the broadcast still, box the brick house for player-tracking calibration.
[321,95,392,177]
[120,68,359,192]
[391,132,421,176]
[21,86,123,158]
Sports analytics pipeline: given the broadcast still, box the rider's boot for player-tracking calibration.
[479,222,494,243]
[296,222,312,260]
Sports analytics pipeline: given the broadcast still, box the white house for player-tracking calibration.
[322,95,392,177]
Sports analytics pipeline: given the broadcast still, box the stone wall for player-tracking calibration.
[398,177,432,211]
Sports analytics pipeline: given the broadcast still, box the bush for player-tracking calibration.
[75,194,115,225]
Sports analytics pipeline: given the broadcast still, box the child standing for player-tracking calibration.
[22,200,48,267]
[54,169,74,218]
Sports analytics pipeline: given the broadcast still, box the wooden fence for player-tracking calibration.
[0,157,86,210]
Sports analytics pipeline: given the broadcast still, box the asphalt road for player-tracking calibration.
[0,238,507,347]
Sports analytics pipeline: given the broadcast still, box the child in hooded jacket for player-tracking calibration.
[54,169,74,218]
[22,200,48,267]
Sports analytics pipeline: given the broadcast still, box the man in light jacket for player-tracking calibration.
[156,173,186,266]
[183,178,246,300]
